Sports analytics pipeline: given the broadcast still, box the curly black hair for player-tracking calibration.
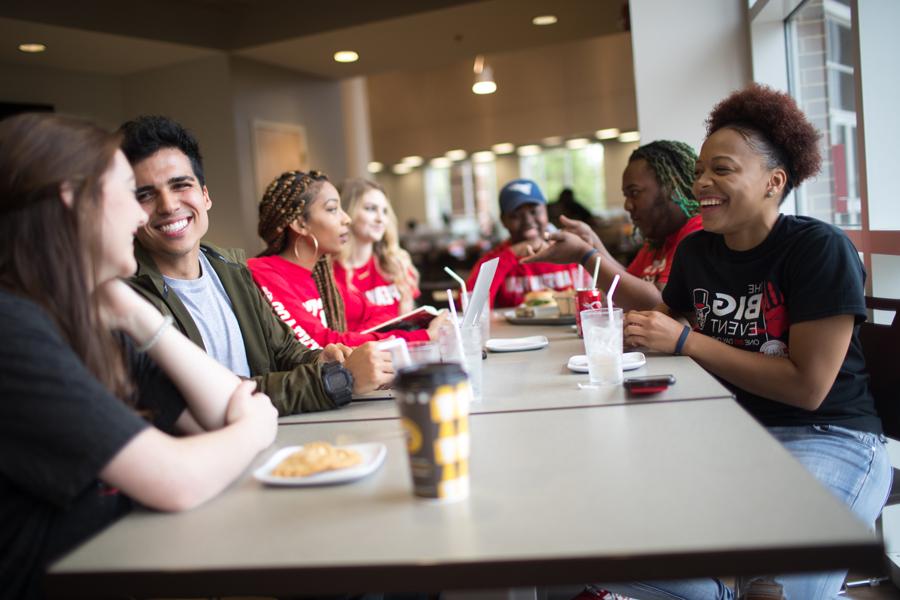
[706,83,821,199]
[119,115,205,186]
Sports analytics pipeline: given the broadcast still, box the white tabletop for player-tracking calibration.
[281,316,734,425]
[48,400,881,598]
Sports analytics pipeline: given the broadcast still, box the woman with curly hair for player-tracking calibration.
[609,84,890,598]
[525,140,703,310]
[248,171,444,350]
[335,179,420,324]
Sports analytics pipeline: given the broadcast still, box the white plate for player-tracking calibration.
[253,443,387,486]
[486,335,550,352]
[567,352,646,373]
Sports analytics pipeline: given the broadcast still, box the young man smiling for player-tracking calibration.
[121,115,392,414]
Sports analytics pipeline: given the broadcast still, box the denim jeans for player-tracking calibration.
[600,424,892,600]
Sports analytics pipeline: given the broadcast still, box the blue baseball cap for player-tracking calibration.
[499,179,546,214]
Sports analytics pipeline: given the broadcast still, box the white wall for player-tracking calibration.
[0,61,124,129]
[629,0,751,151]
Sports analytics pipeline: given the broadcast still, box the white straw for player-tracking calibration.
[606,274,620,320]
[591,254,601,291]
[446,289,468,367]
[444,266,469,311]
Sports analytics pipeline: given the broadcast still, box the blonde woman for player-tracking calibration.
[336,179,420,321]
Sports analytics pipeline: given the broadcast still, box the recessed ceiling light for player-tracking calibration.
[18,43,46,53]
[392,163,412,175]
[402,155,423,167]
[445,149,467,161]
[367,161,383,174]
[517,144,541,157]
[333,50,359,63]
[542,136,563,147]
[491,142,515,155]
[472,151,495,163]
[532,15,558,26]
[595,128,621,140]
[430,157,451,168]
[566,138,590,150]
[618,131,641,143]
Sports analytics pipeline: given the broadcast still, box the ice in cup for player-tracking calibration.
[574,288,603,337]
[580,308,624,385]
[394,363,471,501]
[437,322,483,402]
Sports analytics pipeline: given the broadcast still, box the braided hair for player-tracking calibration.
[628,140,699,217]
[257,170,347,332]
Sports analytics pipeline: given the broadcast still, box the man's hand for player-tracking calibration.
[344,342,394,394]
[320,343,352,364]
[509,237,549,259]
[559,215,602,249]
[522,230,593,265]
[624,310,686,354]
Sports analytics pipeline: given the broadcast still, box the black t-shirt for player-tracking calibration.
[0,290,185,599]
[663,215,880,433]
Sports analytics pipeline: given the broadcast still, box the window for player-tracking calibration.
[518,143,606,213]
[424,159,496,238]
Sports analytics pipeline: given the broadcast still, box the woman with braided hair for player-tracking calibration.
[525,140,703,311]
[247,170,444,350]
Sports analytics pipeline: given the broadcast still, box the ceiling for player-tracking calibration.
[0,0,628,78]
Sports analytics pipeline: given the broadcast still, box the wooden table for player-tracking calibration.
[47,400,881,598]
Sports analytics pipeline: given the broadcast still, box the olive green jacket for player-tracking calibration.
[129,242,336,415]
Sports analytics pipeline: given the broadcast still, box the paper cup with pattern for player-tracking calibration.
[394,363,471,501]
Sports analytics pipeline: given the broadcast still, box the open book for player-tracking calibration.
[360,305,441,335]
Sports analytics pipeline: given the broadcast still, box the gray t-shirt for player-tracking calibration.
[163,252,251,377]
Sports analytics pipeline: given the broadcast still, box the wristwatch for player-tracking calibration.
[321,361,354,407]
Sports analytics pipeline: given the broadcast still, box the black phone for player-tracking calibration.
[623,374,676,395]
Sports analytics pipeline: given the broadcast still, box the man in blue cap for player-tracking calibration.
[467,179,582,307]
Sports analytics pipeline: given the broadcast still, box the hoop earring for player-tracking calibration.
[310,234,319,259]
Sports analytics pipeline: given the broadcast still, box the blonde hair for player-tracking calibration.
[257,170,347,332]
[339,179,419,311]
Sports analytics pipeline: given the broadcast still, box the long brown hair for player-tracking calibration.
[257,170,347,332]
[0,113,131,398]
[339,178,419,312]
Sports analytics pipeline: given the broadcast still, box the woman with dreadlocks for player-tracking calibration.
[248,170,445,350]
[525,140,702,310]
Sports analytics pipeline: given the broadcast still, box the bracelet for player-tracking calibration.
[674,325,691,355]
[580,247,599,269]
[136,315,174,353]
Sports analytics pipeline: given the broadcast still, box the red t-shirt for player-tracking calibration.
[247,255,428,350]
[626,215,703,285]
[334,257,420,323]
[467,241,582,308]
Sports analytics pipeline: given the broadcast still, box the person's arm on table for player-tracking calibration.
[624,308,853,410]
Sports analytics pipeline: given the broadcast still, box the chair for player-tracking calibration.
[844,296,900,592]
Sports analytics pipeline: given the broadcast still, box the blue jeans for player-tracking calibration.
[601,424,892,600]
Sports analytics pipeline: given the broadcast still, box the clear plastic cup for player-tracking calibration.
[437,322,483,402]
[580,308,624,385]
[407,340,440,366]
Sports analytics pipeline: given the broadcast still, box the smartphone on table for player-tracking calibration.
[623,374,675,395]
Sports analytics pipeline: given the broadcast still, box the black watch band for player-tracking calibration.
[321,361,354,407]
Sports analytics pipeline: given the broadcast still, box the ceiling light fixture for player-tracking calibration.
[333,50,359,63]
[18,43,46,53]
[430,157,451,168]
[367,161,383,174]
[491,142,515,155]
[517,144,541,157]
[566,138,590,150]
[532,15,558,26]
[472,55,497,95]
[446,149,467,161]
[401,155,424,167]
[392,163,412,175]
[472,151,495,163]
[618,131,641,143]
[542,136,563,147]
[595,128,621,140]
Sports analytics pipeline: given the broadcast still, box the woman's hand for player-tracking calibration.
[344,341,394,394]
[94,279,149,331]
[320,343,352,364]
[522,230,592,265]
[426,310,450,341]
[559,215,602,249]
[224,380,278,450]
[624,310,687,354]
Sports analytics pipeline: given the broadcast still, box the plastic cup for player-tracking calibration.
[393,363,471,501]
[575,288,603,337]
[580,308,624,385]
[407,340,440,366]
[376,337,411,370]
[437,322,483,403]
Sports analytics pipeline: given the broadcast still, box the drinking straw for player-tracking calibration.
[446,289,469,366]
[443,266,469,311]
[606,274,621,320]
[591,254,601,291]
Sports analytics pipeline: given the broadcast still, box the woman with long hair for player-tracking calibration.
[0,113,277,598]
[605,85,891,599]
[248,170,444,350]
[336,178,420,321]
